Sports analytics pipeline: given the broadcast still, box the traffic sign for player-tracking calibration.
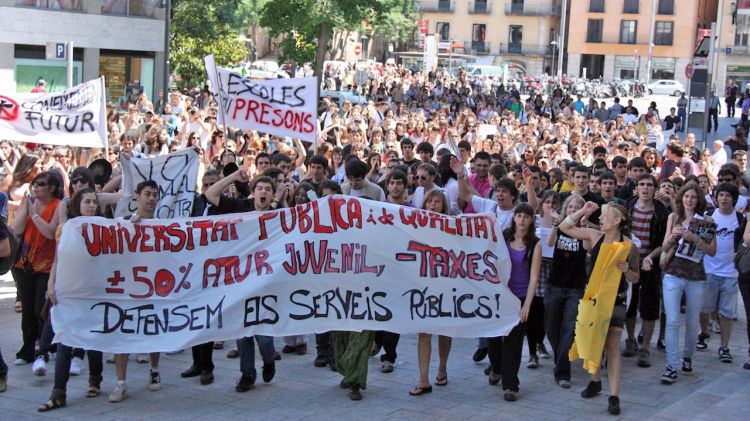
[45,42,66,60]
[354,44,362,57]
[685,63,694,79]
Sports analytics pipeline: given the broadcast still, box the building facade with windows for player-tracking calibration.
[566,0,717,85]
[415,0,562,77]
[714,2,750,94]
[0,0,165,104]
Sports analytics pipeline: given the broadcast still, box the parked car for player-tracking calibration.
[647,80,684,96]
[320,89,368,105]
[247,60,288,79]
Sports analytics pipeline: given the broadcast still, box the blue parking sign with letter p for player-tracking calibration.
[56,43,65,59]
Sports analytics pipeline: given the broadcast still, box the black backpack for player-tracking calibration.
[0,220,20,275]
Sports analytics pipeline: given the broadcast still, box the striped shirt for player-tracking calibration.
[631,204,654,258]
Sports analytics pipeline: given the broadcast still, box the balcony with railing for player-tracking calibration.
[418,0,454,12]
[462,41,492,54]
[498,43,553,56]
[505,2,560,16]
[469,0,491,14]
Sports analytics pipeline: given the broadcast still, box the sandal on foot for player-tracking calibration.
[87,374,102,398]
[86,386,101,398]
[409,385,433,396]
[38,389,66,412]
[435,374,448,386]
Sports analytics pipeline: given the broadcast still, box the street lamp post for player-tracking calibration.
[551,40,558,77]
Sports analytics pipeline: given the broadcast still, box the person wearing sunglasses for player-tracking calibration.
[11,172,66,373]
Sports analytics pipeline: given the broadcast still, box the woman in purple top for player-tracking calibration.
[487,203,541,402]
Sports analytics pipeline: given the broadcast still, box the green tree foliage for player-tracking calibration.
[170,0,264,89]
[259,0,414,77]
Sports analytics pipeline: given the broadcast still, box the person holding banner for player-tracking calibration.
[410,188,453,396]
[38,188,105,412]
[11,171,65,373]
[559,202,640,415]
[110,180,164,402]
[485,203,541,402]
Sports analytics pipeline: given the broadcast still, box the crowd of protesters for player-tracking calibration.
[0,63,748,417]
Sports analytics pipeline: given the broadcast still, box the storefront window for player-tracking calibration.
[651,57,675,80]
[14,58,82,93]
[614,56,637,80]
[101,0,158,17]
[15,0,82,10]
[99,55,154,111]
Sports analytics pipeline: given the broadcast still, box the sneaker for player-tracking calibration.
[0,374,6,393]
[537,343,550,359]
[14,358,30,366]
[622,338,638,357]
[557,379,571,389]
[718,347,733,363]
[70,357,83,376]
[488,370,501,386]
[681,358,693,376]
[148,371,161,391]
[235,375,254,393]
[657,339,666,352]
[608,396,621,415]
[580,380,602,398]
[262,363,275,383]
[472,346,488,362]
[381,360,394,373]
[526,354,539,369]
[313,354,328,367]
[696,332,710,351]
[637,349,651,367]
[136,353,149,364]
[32,356,47,376]
[503,389,518,402]
[660,366,678,383]
[108,383,127,402]
[106,354,115,364]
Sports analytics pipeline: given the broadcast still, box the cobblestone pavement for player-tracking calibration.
[0,272,749,421]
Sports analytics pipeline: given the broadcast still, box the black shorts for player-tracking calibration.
[609,304,627,329]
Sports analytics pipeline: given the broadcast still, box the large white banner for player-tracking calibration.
[204,55,317,143]
[53,196,518,353]
[0,77,106,148]
[115,148,200,219]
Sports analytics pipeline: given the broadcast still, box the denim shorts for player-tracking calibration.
[702,274,739,318]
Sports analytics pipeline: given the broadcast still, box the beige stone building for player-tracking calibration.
[415,0,563,76]
[714,1,750,94]
[566,0,717,85]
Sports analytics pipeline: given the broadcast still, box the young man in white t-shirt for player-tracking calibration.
[698,183,744,362]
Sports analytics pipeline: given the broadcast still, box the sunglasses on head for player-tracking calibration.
[719,177,735,183]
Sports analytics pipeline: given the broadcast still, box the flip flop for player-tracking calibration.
[409,385,433,396]
[435,375,448,386]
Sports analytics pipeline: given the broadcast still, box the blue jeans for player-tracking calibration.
[677,108,687,132]
[54,345,102,390]
[663,275,706,369]
[544,286,584,382]
[238,336,275,381]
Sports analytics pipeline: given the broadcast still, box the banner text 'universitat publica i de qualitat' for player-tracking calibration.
[52,196,520,353]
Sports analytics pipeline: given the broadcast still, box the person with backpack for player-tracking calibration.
[696,183,745,362]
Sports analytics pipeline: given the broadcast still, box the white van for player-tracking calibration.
[468,65,504,77]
